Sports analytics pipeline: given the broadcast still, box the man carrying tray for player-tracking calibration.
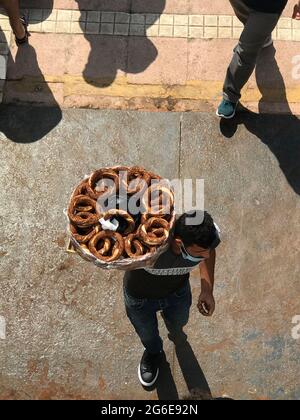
[123,210,221,387]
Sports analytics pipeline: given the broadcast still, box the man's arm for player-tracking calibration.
[293,1,300,19]
[197,249,216,317]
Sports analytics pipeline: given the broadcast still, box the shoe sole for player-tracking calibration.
[138,364,159,387]
[216,108,236,119]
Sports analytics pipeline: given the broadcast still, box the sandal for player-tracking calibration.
[15,15,31,46]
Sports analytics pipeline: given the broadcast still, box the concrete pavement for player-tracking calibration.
[0,0,299,401]
[0,108,299,400]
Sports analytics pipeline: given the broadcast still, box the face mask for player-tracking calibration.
[180,243,205,263]
[179,222,221,263]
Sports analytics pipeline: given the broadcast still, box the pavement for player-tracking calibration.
[0,0,300,401]
[0,108,299,400]
[0,0,300,113]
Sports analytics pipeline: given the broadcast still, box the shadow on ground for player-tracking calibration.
[220,45,300,195]
[0,38,62,143]
[1,0,166,142]
[143,339,213,400]
[75,0,166,87]
[0,4,61,142]
[21,0,166,87]
[142,316,231,400]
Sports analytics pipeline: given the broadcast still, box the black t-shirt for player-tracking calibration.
[244,0,288,13]
[123,245,201,299]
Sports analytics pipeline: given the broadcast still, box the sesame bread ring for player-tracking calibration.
[142,184,174,217]
[139,217,170,246]
[97,238,112,256]
[88,231,124,262]
[87,169,119,200]
[124,234,145,258]
[127,166,151,195]
[68,195,100,227]
[69,224,100,244]
[115,166,151,195]
[71,180,93,211]
[101,209,136,235]
[141,213,172,224]
[71,179,89,199]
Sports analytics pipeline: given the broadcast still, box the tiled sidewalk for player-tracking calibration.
[0,28,10,103]
[1,9,299,40]
[20,0,296,17]
[1,7,300,113]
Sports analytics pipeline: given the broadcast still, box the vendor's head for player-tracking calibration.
[172,210,220,261]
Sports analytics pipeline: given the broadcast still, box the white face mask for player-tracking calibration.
[180,243,206,263]
[180,222,221,263]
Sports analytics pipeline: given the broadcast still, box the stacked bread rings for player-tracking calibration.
[68,166,175,264]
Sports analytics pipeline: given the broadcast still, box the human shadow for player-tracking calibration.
[0,42,62,143]
[157,329,233,400]
[173,339,213,400]
[0,3,62,143]
[75,0,166,87]
[20,0,53,7]
[1,1,166,141]
[142,351,180,400]
[141,313,213,400]
[220,45,300,195]
[20,0,166,87]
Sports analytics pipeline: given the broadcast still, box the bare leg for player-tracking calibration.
[1,0,25,39]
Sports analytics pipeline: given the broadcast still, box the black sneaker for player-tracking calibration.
[138,349,162,387]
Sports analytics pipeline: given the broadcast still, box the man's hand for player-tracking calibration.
[293,2,300,19]
[197,291,215,317]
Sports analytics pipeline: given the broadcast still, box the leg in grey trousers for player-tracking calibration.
[223,0,281,103]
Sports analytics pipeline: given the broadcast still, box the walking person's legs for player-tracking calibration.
[229,0,250,24]
[123,287,163,386]
[217,7,280,118]
[230,0,274,49]
[1,0,29,45]
[161,281,192,346]
[124,288,163,354]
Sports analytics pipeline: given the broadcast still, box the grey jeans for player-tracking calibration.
[223,0,281,103]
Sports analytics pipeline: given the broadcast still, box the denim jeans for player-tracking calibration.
[123,281,192,355]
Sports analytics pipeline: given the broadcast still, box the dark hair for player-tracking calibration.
[175,211,216,249]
